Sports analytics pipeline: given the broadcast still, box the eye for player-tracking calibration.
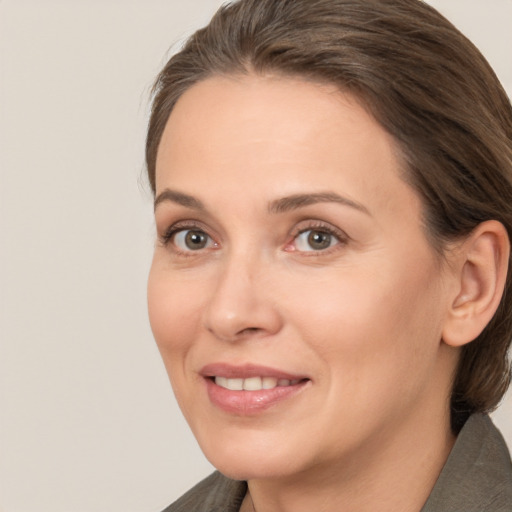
[293,228,341,252]
[173,229,215,251]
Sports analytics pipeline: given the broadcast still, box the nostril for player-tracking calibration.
[239,327,260,335]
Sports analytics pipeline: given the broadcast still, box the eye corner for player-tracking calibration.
[282,241,298,253]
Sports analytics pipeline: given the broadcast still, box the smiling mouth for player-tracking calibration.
[204,372,310,415]
[213,376,305,391]
[201,363,311,414]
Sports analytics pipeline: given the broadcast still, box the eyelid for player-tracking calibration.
[293,219,348,239]
[160,219,204,240]
[159,219,219,251]
[286,220,350,253]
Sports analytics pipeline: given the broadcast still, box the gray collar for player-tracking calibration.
[421,413,512,511]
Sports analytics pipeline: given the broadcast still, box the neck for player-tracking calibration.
[245,407,455,512]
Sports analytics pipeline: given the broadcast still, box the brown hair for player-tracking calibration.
[146,0,512,430]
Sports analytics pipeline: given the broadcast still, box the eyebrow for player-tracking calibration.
[154,189,206,212]
[268,192,370,215]
[154,188,370,216]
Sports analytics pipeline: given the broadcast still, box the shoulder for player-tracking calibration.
[160,471,247,512]
[422,414,512,511]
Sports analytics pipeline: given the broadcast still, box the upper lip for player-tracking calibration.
[200,363,309,381]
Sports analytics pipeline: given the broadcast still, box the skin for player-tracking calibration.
[148,74,465,512]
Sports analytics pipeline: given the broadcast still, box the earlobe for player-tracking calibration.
[442,220,510,348]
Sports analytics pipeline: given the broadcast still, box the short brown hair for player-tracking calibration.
[146,0,512,430]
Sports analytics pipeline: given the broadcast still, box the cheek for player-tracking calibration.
[287,266,446,439]
[147,263,207,419]
[284,255,444,374]
[147,263,202,357]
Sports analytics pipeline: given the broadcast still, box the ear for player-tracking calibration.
[442,220,510,348]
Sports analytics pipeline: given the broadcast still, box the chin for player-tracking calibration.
[209,457,297,482]
[197,430,302,481]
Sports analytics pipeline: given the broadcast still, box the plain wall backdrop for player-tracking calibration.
[0,1,511,511]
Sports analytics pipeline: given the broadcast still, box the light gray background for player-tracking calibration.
[0,1,511,511]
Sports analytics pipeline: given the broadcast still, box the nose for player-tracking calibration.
[202,255,283,342]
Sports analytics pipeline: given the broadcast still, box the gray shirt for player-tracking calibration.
[162,414,512,512]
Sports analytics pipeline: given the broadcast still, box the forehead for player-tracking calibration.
[157,74,389,166]
[155,73,420,221]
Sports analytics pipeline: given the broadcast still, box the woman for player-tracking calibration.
[146,0,512,510]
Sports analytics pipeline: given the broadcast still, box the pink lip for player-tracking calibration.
[200,363,310,415]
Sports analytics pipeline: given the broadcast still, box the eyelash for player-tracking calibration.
[287,221,348,254]
[161,221,201,244]
[159,220,348,255]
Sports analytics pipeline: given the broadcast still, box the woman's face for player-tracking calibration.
[148,75,457,481]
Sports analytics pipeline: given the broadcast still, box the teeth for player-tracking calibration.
[262,377,278,389]
[243,377,262,391]
[214,376,299,391]
[215,376,243,390]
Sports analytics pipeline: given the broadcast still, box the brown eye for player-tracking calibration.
[295,229,337,251]
[308,231,332,250]
[174,229,213,251]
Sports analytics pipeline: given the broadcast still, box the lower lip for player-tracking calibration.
[205,378,309,415]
